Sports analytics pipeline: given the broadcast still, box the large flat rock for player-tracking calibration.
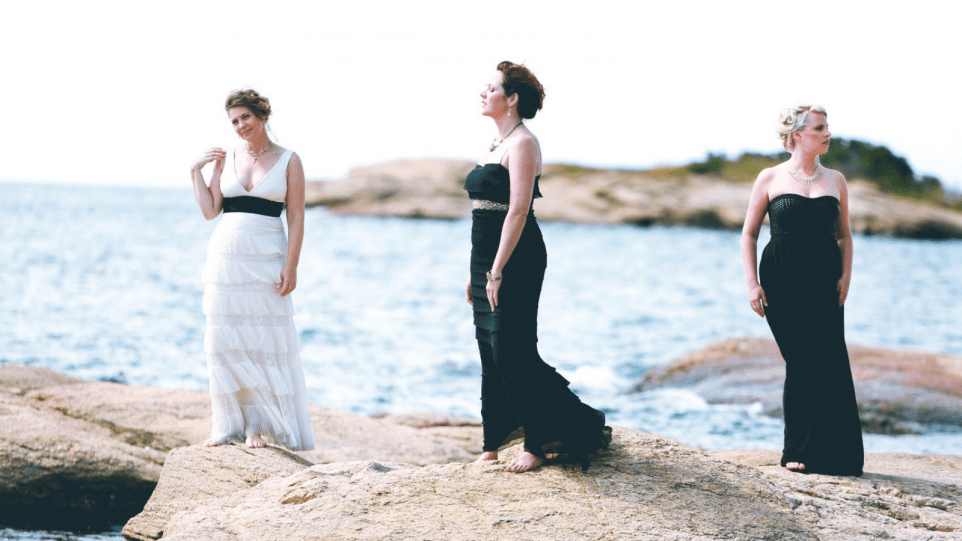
[0,366,481,531]
[145,427,961,540]
[0,391,162,530]
[123,444,313,541]
[631,337,962,434]
[305,160,962,239]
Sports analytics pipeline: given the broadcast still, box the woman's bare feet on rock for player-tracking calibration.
[204,437,224,447]
[474,451,499,463]
[506,452,545,473]
[246,434,266,448]
[786,462,806,472]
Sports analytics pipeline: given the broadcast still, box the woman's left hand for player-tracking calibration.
[837,273,851,307]
[278,265,297,297]
[486,273,501,312]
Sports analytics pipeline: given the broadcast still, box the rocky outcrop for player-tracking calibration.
[0,364,81,394]
[304,159,475,220]
[0,389,162,530]
[0,366,481,531]
[305,160,962,239]
[133,427,961,540]
[631,338,962,434]
[122,445,312,541]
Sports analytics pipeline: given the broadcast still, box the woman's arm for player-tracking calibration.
[191,147,226,220]
[835,173,853,306]
[740,168,773,317]
[279,152,306,297]
[486,136,540,311]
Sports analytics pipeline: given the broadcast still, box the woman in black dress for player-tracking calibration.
[740,105,864,476]
[464,61,611,473]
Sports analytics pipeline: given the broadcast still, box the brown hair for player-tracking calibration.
[225,88,272,120]
[497,61,545,119]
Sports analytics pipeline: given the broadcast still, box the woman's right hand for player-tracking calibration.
[191,148,226,172]
[748,283,768,317]
[465,280,473,306]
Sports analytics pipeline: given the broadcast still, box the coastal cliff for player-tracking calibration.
[304,159,962,239]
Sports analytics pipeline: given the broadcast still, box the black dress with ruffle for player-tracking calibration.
[464,164,611,465]
[760,194,864,476]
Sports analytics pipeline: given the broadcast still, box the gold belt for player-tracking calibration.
[473,199,509,211]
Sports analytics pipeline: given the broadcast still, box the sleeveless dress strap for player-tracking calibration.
[276,149,294,174]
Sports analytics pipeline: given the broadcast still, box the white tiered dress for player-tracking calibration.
[202,148,315,450]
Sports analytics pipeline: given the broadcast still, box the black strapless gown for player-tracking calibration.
[760,194,864,476]
[464,164,611,465]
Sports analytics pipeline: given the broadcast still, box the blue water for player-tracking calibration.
[2,182,961,453]
[4,181,962,538]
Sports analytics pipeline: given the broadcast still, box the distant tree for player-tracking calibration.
[689,153,726,175]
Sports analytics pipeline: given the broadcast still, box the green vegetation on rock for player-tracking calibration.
[675,139,956,208]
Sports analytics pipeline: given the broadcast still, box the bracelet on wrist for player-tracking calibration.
[486,270,502,282]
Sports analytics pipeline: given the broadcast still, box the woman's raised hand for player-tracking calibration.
[192,147,226,172]
[748,282,768,318]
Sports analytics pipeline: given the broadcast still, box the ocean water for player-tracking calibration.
[3,182,962,537]
[3,182,962,447]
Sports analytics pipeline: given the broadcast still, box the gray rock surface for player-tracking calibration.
[0,390,162,530]
[304,160,962,239]
[0,367,481,531]
[631,337,962,434]
[122,444,312,541]
[143,427,961,540]
[0,364,81,395]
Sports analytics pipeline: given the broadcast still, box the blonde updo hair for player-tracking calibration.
[225,88,272,120]
[777,104,827,151]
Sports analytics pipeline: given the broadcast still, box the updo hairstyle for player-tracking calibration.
[225,88,272,120]
[777,104,827,151]
[497,61,546,119]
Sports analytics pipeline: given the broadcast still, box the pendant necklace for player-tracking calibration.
[489,122,523,152]
[789,164,823,185]
[247,141,273,163]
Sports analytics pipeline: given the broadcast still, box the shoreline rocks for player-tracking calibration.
[304,159,962,239]
[138,428,961,540]
[4,358,962,539]
[631,337,962,435]
[0,365,482,532]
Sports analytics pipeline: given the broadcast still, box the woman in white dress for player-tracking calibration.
[189,88,314,450]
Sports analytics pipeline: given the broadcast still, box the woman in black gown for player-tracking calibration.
[741,105,864,476]
[464,61,611,473]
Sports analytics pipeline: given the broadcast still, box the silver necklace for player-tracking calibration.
[247,141,272,162]
[489,122,523,152]
[789,164,823,185]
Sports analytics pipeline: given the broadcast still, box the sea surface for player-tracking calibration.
[2,182,962,538]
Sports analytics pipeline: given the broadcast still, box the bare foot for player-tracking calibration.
[204,437,225,447]
[246,434,266,448]
[506,452,545,473]
[786,462,806,472]
[474,451,499,463]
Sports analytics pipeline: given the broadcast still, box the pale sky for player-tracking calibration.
[3,0,960,189]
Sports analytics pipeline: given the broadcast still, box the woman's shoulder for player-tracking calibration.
[754,164,782,186]
[822,166,846,182]
[507,132,540,158]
